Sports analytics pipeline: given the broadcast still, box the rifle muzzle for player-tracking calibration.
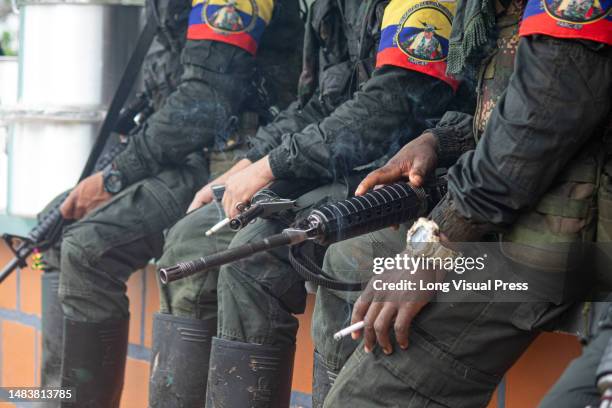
[159,229,309,284]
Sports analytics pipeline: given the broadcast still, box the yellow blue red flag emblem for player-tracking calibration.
[188,0,275,55]
[377,0,459,90]
[520,0,611,45]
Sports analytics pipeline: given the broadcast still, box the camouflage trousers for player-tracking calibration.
[44,149,244,323]
[156,198,233,320]
[214,182,349,345]
[217,205,582,408]
[316,228,578,408]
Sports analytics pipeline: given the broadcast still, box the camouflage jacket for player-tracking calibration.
[112,0,304,186]
[245,0,457,181]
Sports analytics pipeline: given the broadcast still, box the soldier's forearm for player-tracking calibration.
[246,96,330,163]
[267,67,455,181]
[113,42,255,186]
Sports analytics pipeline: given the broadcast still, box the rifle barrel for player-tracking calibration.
[160,229,308,284]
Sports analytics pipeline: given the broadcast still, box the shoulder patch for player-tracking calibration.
[187,0,275,55]
[376,0,459,90]
[520,0,612,45]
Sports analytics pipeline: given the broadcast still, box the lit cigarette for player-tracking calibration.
[333,321,365,341]
[205,218,230,236]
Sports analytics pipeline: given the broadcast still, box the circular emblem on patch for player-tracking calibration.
[394,1,453,63]
[203,0,259,34]
[543,0,611,24]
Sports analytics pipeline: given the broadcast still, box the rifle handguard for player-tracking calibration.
[161,181,445,284]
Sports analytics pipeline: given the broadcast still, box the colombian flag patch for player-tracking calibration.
[376,0,459,91]
[187,0,275,55]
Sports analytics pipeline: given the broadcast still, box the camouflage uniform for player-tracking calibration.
[39,0,303,406]
[538,118,612,408]
[39,0,193,398]
[160,0,461,406]
[318,1,612,407]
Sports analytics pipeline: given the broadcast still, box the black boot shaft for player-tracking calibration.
[41,272,64,389]
[206,337,296,408]
[60,318,129,408]
[149,313,216,408]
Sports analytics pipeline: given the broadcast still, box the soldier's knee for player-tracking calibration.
[217,219,281,283]
[58,232,98,300]
[162,272,219,318]
[164,204,220,249]
[61,222,104,267]
[217,262,246,296]
[160,204,227,269]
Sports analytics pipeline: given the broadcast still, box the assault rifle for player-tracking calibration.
[160,178,447,290]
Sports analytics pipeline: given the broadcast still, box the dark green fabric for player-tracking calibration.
[319,229,575,408]
[58,153,209,322]
[157,202,231,320]
[446,0,496,75]
[155,149,246,321]
[265,67,452,181]
[245,96,329,163]
[432,36,612,242]
[112,43,255,186]
[598,161,612,242]
[248,0,455,182]
[113,0,304,186]
[140,0,191,110]
[425,111,476,167]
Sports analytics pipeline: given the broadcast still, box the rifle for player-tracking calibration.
[0,19,158,284]
[205,179,320,237]
[160,178,447,290]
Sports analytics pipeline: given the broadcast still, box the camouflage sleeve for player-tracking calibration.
[266,66,454,181]
[262,0,460,181]
[431,36,612,242]
[245,95,330,163]
[112,0,275,186]
[425,111,476,167]
[115,0,191,135]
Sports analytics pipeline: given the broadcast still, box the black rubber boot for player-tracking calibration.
[41,272,64,389]
[60,318,129,408]
[311,350,339,408]
[149,313,217,408]
[205,337,296,408]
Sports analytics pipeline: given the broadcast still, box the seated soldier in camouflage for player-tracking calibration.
[40,0,303,406]
[152,0,467,405]
[312,0,612,406]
